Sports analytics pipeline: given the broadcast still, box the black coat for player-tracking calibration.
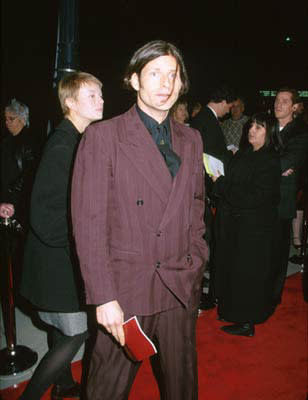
[191,106,233,204]
[0,127,37,227]
[273,118,308,219]
[213,145,281,324]
[190,106,233,165]
[20,119,84,312]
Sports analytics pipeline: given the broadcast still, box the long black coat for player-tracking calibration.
[213,145,281,324]
[20,119,83,312]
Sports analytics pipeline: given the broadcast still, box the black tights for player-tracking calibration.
[19,327,88,400]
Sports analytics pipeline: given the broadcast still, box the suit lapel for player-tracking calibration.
[119,107,194,226]
[158,120,193,230]
[119,107,173,204]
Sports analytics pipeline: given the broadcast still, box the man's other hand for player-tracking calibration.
[96,300,125,346]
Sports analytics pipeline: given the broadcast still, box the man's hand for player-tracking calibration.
[0,203,15,218]
[282,168,294,177]
[96,300,125,346]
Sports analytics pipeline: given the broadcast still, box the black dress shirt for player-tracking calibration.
[136,105,181,178]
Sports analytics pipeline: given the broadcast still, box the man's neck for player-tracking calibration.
[207,102,219,114]
[137,101,168,124]
[278,116,293,129]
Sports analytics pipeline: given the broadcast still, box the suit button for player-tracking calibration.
[156,261,161,268]
[136,199,144,206]
[156,231,161,237]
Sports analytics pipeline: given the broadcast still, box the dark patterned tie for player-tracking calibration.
[155,126,181,178]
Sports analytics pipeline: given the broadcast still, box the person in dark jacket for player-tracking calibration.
[19,72,103,400]
[0,99,37,293]
[212,113,281,337]
[190,85,236,310]
[271,88,308,306]
[0,99,37,225]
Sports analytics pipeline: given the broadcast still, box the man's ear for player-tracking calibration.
[130,73,140,91]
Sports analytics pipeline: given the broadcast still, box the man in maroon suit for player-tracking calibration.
[71,40,208,400]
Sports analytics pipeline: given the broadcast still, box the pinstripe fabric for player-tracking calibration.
[87,306,199,400]
[71,105,208,316]
[71,105,207,399]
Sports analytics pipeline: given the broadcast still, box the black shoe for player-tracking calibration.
[51,382,81,399]
[221,322,255,337]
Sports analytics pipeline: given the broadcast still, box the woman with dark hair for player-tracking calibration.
[212,113,281,336]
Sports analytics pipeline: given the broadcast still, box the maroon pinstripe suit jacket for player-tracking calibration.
[71,105,208,316]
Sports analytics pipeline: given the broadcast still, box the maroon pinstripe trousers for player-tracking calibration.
[86,305,199,400]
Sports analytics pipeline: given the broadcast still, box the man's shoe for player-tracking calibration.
[221,322,255,337]
[51,382,81,399]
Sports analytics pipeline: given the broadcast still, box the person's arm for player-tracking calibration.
[30,142,71,247]
[8,143,36,196]
[280,131,308,173]
[220,156,280,209]
[190,131,208,263]
[71,124,125,345]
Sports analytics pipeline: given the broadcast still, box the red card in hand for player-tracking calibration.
[123,316,157,362]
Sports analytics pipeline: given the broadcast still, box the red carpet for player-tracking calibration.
[1,273,307,400]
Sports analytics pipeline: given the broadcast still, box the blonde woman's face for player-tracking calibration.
[173,103,189,124]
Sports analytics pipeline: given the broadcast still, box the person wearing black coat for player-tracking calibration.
[19,72,104,400]
[0,99,37,293]
[212,113,281,336]
[271,88,308,306]
[190,85,236,310]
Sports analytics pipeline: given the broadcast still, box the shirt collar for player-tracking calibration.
[136,105,171,134]
[207,105,218,120]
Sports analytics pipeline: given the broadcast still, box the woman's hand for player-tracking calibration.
[282,168,294,177]
[0,203,15,218]
[211,172,221,182]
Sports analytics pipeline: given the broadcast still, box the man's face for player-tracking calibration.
[4,111,25,136]
[231,99,244,120]
[69,82,104,123]
[274,91,297,124]
[219,100,233,118]
[131,55,182,123]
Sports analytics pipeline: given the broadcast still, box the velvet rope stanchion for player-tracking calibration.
[0,217,38,376]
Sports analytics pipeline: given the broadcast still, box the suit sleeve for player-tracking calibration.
[71,125,115,306]
[30,143,71,247]
[190,131,209,263]
[280,131,308,172]
[191,111,232,166]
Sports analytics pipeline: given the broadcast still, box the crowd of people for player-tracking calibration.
[0,40,308,400]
